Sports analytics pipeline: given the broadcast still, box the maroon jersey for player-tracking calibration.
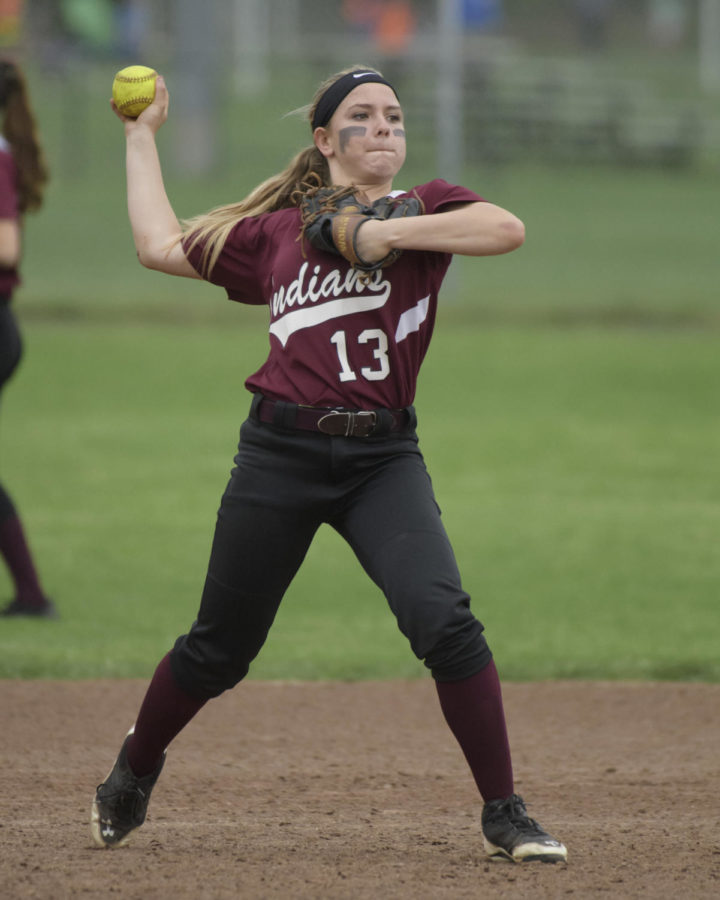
[0,140,20,298]
[184,179,483,408]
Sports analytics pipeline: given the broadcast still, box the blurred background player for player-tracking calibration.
[0,57,54,618]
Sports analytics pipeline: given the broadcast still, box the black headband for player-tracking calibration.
[311,71,398,131]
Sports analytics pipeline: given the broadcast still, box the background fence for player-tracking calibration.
[2,0,717,321]
[6,0,720,179]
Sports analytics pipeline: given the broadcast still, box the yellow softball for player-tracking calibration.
[112,65,158,118]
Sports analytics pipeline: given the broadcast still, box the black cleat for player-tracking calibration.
[2,598,58,618]
[482,793,567,863]
[91,733,165,848]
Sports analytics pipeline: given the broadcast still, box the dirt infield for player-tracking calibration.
[1,680,718,899]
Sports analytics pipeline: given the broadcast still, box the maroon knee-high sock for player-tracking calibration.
[435,660,514,803]
[0,513,49,608]
[126,653,208,777]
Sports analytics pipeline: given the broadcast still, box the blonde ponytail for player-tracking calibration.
[182,145,328,276]
[182,64,383,277]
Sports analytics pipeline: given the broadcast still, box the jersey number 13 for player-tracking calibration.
[330,329,390,382]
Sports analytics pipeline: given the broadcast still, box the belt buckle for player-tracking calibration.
[317,410,377,437]
[352,410,377,437]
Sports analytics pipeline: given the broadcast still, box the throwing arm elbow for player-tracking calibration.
[135,236,200,279]
[136,245,167,271]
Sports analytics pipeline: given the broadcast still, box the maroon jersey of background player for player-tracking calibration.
[0,139,20,297]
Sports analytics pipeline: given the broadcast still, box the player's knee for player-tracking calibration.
[170,579,279,698]
[390,580,490,680]
[170,633,251,698]
[421,618,492,682]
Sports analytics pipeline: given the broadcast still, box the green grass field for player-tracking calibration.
[1,320,717,681]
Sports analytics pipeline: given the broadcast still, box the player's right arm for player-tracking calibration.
[113,76,199,279]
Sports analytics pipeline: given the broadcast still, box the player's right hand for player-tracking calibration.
[111,75,169,136]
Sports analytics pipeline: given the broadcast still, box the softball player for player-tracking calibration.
[92,66,567,864]
[0,59,54,619]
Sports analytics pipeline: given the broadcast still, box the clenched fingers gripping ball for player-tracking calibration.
[112,65,157,118]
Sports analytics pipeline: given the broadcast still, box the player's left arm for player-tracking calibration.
[0,219,20,268]
[356,201,525,260]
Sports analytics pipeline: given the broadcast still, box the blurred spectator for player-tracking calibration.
[462,0,503,30]
[375,1,415,53]
[0,0,23,46]
[574,0,614,50]
[60,0,114,52]
[111,0,146,57]
[647,0,688,49]
[342,0,416,54]
[342,0,382,36]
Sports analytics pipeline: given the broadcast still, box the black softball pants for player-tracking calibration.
[171,409,491,698]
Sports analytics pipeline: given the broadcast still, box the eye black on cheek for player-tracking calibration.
[338,125,367,152]
[393,128,406,138]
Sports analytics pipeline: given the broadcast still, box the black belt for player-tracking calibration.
[250,394,414,438]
